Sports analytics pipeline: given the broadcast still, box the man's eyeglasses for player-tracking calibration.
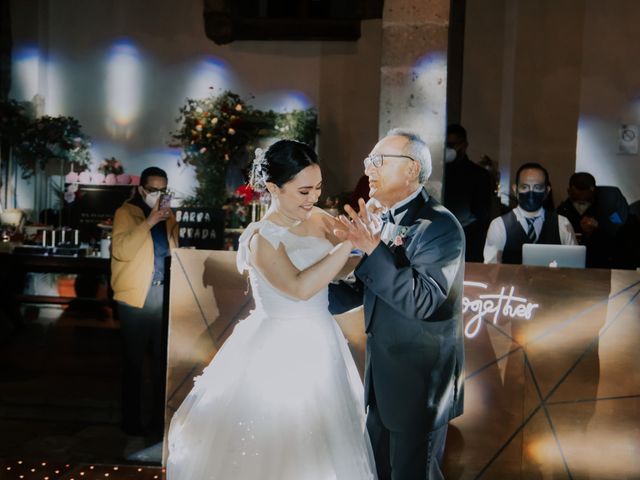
[143,186,168,194]
[363,154,415,169]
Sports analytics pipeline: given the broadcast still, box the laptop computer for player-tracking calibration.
[522,244,587,269]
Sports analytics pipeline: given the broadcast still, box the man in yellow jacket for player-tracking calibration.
[111,166,178,436]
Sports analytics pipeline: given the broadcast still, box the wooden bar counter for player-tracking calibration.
[164,250,640,479]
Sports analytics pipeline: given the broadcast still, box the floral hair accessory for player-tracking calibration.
[250,147,268,191]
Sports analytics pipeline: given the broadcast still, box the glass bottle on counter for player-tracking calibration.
[100,229,112,258]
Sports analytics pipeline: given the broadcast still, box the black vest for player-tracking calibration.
[501,210,561,264]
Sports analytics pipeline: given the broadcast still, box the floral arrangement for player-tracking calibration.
[224,198,249,228]
[223,184,255,228]
[14,115,91,178]
[234,184,257,205]
[224,184,270,228]
[171,89,317,209]
[98,157,124,176]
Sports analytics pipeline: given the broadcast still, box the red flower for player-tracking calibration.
[235,184,255,205]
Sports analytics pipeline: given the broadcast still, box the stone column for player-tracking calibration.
[378,0,450,198]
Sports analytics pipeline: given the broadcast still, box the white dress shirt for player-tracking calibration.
[379,186,425,244]
[483,206,577,264]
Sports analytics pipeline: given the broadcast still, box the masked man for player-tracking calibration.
[111,166,178,436]
[484,162,576,264]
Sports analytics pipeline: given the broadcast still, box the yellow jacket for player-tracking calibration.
[110,201,178,308]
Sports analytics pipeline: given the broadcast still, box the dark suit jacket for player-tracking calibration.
[330,188,466,433]
[557,186,629,268]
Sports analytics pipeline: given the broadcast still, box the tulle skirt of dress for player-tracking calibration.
[167,308,376,480]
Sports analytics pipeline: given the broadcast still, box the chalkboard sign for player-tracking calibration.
[175,208,225,250]
[62,184,135,243]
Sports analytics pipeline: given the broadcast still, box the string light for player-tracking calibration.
[0,460,164,479]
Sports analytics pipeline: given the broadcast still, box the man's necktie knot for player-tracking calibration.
[526,217,538,242]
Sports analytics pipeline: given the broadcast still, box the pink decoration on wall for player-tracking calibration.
[105,173,117,185]
[116,174,131,185]
[130,175,140,185]
[92,173,105,184]
[78,171,92,184]
[65,171,79,183]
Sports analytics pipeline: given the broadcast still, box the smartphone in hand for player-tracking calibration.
[159,192,173,210]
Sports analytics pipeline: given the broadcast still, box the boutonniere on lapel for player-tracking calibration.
[391,226,411,247]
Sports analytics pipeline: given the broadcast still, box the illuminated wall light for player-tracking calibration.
[262,90,313,112]
[105,40,143,138]
[44,55,64,115]
[184,56,232,100]
[406,52,448,136]
[12,45,40,101]
[413,51,448,72]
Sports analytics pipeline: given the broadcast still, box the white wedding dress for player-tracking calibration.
[167,220,376,479]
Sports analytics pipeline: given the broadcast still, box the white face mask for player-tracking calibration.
[573,201,591,215]
[144,191,161,209]
[444,147,457,163]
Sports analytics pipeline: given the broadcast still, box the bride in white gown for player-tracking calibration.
[167,140,376,479]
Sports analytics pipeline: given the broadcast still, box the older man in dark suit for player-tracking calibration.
[332,129,465,480]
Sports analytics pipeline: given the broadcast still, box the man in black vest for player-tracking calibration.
[484,162,576,264]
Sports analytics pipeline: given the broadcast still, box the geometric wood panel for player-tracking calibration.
[445,264,640,479]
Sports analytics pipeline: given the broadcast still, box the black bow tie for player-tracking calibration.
[382,202,411,224]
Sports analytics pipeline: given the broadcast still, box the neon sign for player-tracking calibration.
[463,281,539,338]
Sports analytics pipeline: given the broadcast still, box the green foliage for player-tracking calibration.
[171,90,317,208]
[14,114,92,179]
[0,100,34,147]
[273,109,318,149]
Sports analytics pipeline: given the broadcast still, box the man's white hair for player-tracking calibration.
[385,128,432,183]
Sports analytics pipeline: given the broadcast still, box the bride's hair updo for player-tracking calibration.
[250,140,318,192]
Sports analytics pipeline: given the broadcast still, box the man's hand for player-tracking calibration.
[580,215,598,236]
[146,197,171,228]
[334,198,382,255]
